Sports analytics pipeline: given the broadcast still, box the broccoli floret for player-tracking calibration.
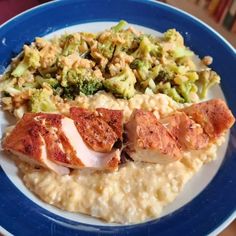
[172,47,193,59]
[79,79,103,95]
[163,29,184,46]
[111,20,127,32]
[97,21,133,59]
[130,59,144,70]
[103,66,136,99]
[96,22,128,60]
[132,36,160,59]
[142,66,162,89]
[130,59,150,81]
[114,31,141,56]
[62,79,103,99]
[166,87,185,103]
[197,70,220,99]
[35,76,59,88]
[30,88,57,112]
[62,34,80,56]
[0,75,21,95]
[155,70,172,83]
[11,45,40,77]
[97,41,115,59]
[185,71,199,82]
[60,68,103,98]
[177,82,197,102]
[162,29,193,59]
[156,82,185,103]
[130,59,161,87]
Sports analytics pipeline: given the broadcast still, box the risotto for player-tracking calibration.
[17,93,225,223]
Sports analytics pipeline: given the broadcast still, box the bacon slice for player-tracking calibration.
[182,99,235,141]
[125,109,181,164]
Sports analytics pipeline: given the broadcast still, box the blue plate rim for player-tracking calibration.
[0,0,235,235]
[1,0,235,54]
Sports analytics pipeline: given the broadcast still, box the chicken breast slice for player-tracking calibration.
[70,107,119,152]
[125,109,181,164]
[59,117,120,170]
[160,111,209,150]
[96,108,123,140]
[182,99,235,141]
[3,113,69,175]
[35,114,120,171]
[34,114,70,165]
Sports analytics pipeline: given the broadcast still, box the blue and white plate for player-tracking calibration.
[0,1,235,235]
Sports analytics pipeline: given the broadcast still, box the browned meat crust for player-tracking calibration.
[70,107,122,152]
[125,109,181,164]
[161,112,209,150]
[182,99,235,141]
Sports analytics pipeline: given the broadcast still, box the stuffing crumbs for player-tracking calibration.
[17,93,225,223]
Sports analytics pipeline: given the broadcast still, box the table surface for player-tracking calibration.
[0,0,235,235]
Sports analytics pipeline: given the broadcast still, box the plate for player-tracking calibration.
[0,0,236,235]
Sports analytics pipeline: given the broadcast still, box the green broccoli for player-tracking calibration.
[111,20,127,32]
[103,66,136,99]
[156,82,185,103]
[197,70,220,99]
[177,82,197,102]
[60,68,103,98]
[130,59,150,81]
[98,21,135,59]
[35,75,59,88]
[62,34,80,56]
[132,36,161,59]
[97,41,115,59]
[130,59,161,86]
[185,71,199,82]
[30,88,57,112]
[162,29,193,59]
[155,69,172,83]
[165,87,185,103]
[0,74,22,95]
[11,45,40,77]
[163,29,184,46]
[114,32,141,56]
[96,21,127,60]
[62,79,102,99]
[171,47,194,59]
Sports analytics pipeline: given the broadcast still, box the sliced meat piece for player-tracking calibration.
[3,113,69,175]
[70,107,118,152]
[160,112,209,150]
[34,114,120,171]
[182,99,235,141]
[125,109,181,164]
[60,116,120,170]
[96,108,123,140]
[34,114,71,166]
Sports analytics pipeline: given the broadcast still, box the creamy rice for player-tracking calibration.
[18,93,225,223]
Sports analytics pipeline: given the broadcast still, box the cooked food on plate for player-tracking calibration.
[0,21,235,224]
[3,112,121,173]
[0,21,221,118]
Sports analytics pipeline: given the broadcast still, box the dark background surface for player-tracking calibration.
[0,0,50,24]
